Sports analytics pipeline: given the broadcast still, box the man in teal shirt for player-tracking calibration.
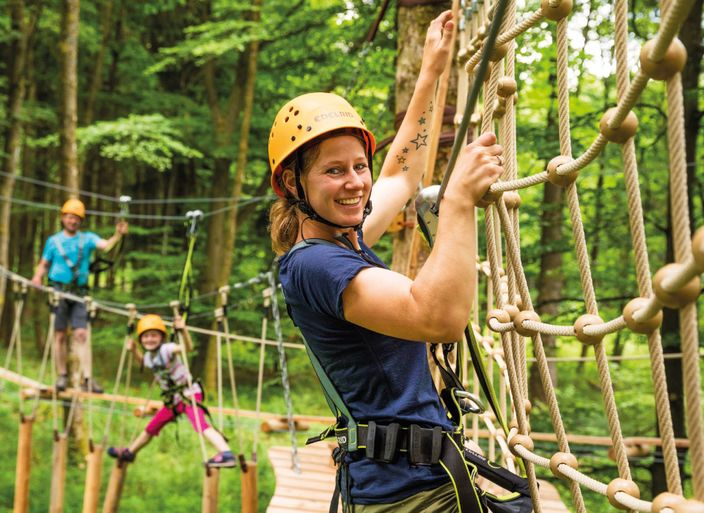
[31,198,128,392]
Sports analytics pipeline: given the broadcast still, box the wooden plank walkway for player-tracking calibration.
[267,444,570,513]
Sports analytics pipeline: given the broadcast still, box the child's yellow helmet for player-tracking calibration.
[136,314,167,339]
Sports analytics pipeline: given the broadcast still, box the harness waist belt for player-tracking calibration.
[335,421,462,466]
[49,281,89,295]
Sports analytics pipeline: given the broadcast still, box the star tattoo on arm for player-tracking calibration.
[410,132,428,150]
[396,155,407,164]
[419,116,426,125]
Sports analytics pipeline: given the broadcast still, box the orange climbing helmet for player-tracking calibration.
[268,92,376,198]
[61,198,86,219]
[136,314,167,340]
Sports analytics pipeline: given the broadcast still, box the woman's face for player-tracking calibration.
[301,135,371,228]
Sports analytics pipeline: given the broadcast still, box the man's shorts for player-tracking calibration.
[54,298,88,331]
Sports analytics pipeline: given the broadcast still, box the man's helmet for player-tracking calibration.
[61,199,86,219]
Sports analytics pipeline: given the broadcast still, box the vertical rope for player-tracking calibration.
[268,270,300,472]
[101,310,136,446]
[253,289,270,461]
[614,0,683,493]
[665,69,704,498]
[170,302,209,466]
[221,308,245,454]
[496,201,587,513]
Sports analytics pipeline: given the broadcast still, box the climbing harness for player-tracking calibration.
[52,232,86,287]
[284,239,530,513]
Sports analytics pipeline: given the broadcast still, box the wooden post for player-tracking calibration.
[240,461,258,513]
[49,432,69,513]
[101,461,128,513]
[201,467,220,513]
[82,444,104,513]
[13,416,33,513]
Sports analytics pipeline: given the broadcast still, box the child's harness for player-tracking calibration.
[283,239,533,513]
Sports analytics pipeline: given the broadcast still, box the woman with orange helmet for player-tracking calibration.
[107,313,235,468]
[269,11,506,513]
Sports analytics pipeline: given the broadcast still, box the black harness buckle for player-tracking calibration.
[409,424,444,466]
[364,421,400,463]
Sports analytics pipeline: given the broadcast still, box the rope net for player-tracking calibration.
[451,0,703,510]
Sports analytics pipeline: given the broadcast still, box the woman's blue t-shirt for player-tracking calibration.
[278,238,453,505]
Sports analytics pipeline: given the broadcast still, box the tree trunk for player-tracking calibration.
[59,0,81,194]
[0,0,29,329]
[218,0,261,289]
[390,3,448,274]
[681,0,702,229]
[82,0,113,126]
[192,37,247,378]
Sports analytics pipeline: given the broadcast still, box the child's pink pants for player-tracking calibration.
[145,393,210,436]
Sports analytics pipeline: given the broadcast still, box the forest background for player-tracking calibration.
[0,0,702,511]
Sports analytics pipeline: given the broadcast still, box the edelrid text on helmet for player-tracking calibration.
[61,198,86,219]
[136,314,168,340]
[268,92,376,198]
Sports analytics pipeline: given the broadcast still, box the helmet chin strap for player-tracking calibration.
[290,149,373,232]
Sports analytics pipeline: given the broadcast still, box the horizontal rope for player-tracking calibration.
[3,267,700,364]
[512,442,678,513]
[0,169,265,205]
[0,193,274,221]
[0,266,305,351]
[488,172,548,193]
[464,9,544,71]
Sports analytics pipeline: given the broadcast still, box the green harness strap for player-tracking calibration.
[303,339,359,451]
[464,325,509,437]
[287,239,360,450]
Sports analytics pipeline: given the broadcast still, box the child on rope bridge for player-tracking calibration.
[108,313,235,468]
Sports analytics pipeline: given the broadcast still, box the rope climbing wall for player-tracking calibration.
[455,0,703,510]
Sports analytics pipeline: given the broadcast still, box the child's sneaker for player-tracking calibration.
[207,451,236,468]
[107,447,136,463]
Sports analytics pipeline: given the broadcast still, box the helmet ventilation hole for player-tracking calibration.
[297,124,302,129]
[291,136,296,141]
[294,110,299,116]
[306,126,312,131]
[285,116,289,122]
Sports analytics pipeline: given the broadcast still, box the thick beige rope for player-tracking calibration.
[666,69,704,498]
[495,200,587,513]
[614,0,683,493]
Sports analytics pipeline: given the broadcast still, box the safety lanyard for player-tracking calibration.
[176,210,203,322]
